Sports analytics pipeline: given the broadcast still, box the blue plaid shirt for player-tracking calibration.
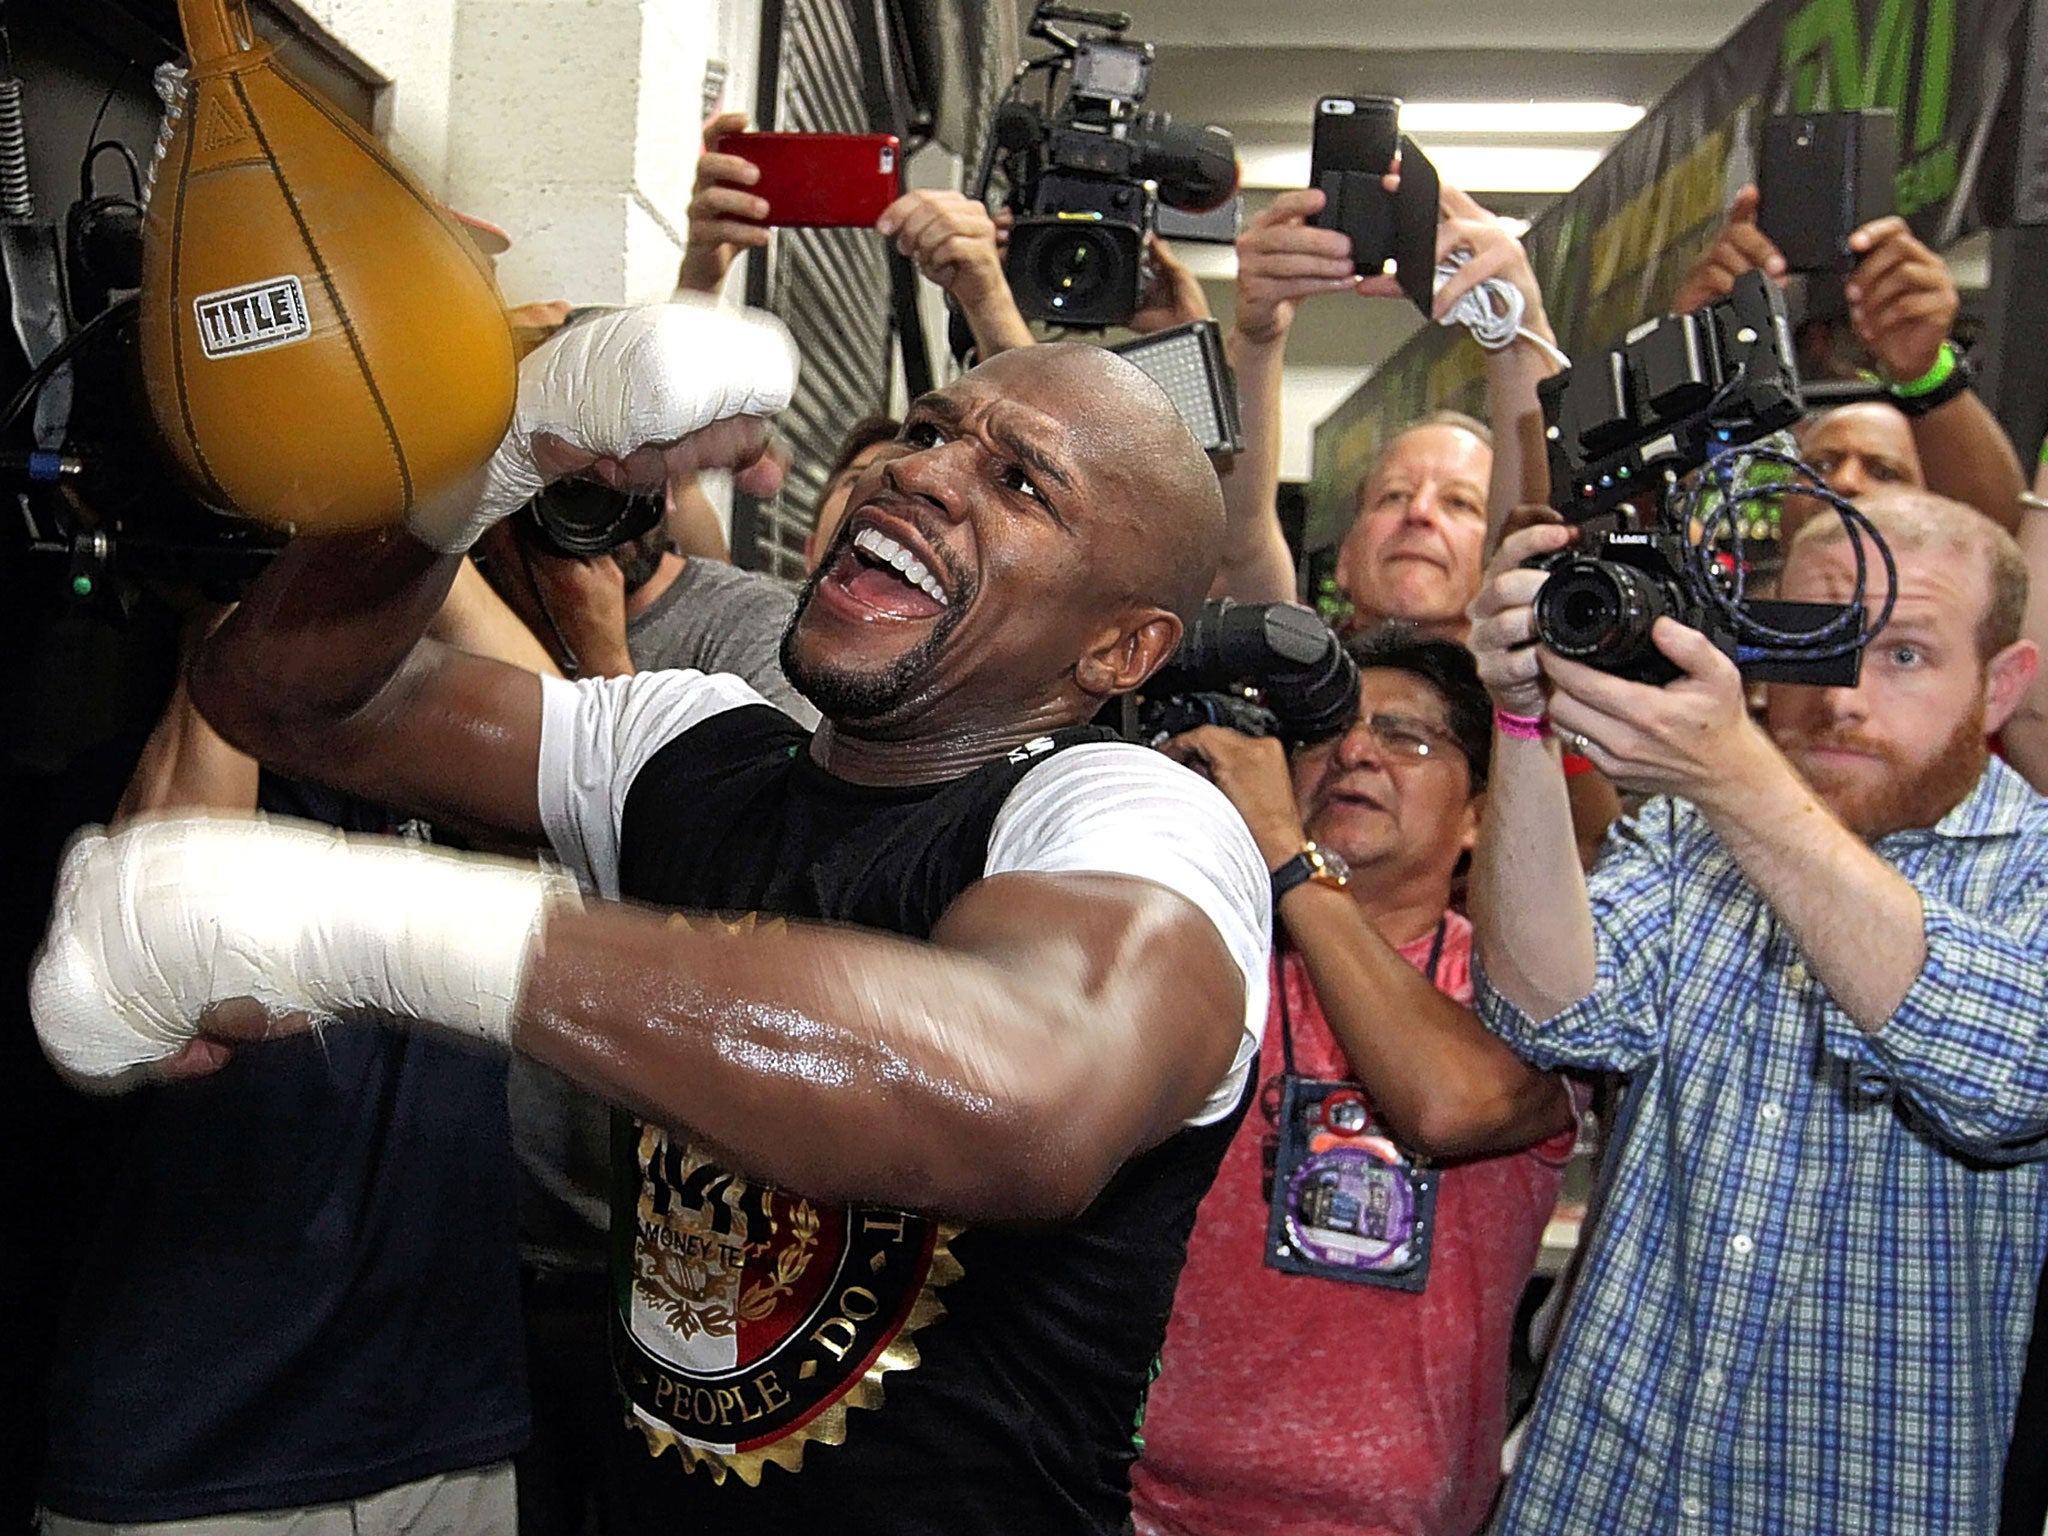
[1477,757,2048,1535]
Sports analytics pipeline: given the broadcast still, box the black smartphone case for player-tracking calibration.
[1757,110,1898,274]
[1310,95,1401,272]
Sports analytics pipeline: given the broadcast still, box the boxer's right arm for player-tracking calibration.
[190,530,550,839]
[191,302,797,839]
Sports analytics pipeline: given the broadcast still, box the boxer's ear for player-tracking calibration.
[1075,611,1181,698]
[142,0,516,535]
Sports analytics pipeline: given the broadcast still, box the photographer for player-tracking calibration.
[1212,178,1558,622]
[1132,629,1576,1536]
[682,111,1034,359]
[1674,187,2026,532]
[1466,489,2048,1533]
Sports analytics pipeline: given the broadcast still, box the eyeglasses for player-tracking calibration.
[1349,712,1467,764]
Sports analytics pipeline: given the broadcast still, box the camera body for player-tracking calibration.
[1534,530,1864,688]
[1529,270,1876,689]
[1531,532,1709,687]
[1125,599,1359,747]
[981,6,1236,328]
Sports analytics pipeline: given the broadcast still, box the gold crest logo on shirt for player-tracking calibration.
[613,1123,962,1485]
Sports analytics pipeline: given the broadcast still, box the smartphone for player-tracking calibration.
[719,132,902,228]
[1757,110,1897,273]
[1309,95,1402,273]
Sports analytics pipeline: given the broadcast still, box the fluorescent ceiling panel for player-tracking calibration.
[1397,102,1646,135]
[1238,144,1606,195]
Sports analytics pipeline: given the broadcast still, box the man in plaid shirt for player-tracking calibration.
[1465,489,2048,1534]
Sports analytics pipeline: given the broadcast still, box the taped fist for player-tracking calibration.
[31,815,575,1094]
[406,299,799,553]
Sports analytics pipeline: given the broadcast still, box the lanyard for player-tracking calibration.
[1275,916,1447,1078]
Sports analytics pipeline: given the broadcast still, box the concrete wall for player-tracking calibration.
[289,0,460,194]
[301,0,761,306]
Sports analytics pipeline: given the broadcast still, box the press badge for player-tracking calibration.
[1264,1076,1437,1292]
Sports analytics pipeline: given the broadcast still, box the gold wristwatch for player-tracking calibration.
[1270,840,1351,903]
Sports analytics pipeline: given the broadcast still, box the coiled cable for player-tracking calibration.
[0,76,34,220]
[1434,249,1570,368]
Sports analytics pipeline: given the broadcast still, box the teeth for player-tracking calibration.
[853,527,949,608]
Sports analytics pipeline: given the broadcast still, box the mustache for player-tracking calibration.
[1778,728,1896,761]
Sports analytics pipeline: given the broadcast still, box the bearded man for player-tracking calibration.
[1464,489,2048,1533]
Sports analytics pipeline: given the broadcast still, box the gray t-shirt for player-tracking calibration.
[513,557,820,1269]
[625,557,820,728]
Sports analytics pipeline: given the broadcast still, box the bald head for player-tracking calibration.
[970,343,1226,625]
[1790,487,2026,657]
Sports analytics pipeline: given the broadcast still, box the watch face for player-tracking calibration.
[1309,844,1351,889]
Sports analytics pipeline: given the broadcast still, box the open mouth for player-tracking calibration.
[852,527,949,608]
[818,513,955,622]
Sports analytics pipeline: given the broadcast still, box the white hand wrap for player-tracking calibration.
[405,297,800,553]
[30,815,582,1093]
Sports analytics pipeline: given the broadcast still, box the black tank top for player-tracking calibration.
[605,705,1247,1535]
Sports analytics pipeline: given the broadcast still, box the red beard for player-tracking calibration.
[1777,710,1989,840]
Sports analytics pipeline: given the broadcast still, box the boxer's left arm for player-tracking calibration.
[37,818,1248,1220]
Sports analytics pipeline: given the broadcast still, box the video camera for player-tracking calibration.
[1118,599,1359,747]
[973,4,1238,328]
[1530,269,1893,688]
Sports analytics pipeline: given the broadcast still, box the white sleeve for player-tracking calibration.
[537,669,769,897]
[985,742,1272,1127]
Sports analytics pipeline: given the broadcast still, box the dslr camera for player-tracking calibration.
[1530,269,1889,688]
[975,4,1237,328]
[1119,599,1359,747]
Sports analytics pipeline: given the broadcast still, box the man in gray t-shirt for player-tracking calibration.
[627,552,818,726]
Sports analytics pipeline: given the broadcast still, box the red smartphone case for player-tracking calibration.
[720,132,902,228]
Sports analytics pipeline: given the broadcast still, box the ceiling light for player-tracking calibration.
[1238,144,1604,196]
[1418,144,1605,194]
[1396,102,1646,136]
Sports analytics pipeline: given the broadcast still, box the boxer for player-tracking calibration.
[34,306,1269,1536]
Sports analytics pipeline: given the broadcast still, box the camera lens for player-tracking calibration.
[1536,558,1677,670]
[1032,226,1127,315]
[520,478,664,558]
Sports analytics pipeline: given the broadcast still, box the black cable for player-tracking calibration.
[83,139,143,201]
[1668,441,1898,662]
[509,530,585,678]
[84,57,134,167]
[0,295,136,439]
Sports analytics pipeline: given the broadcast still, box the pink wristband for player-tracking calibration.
[1493,706,1551,741]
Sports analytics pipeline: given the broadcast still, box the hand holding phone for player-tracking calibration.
[679,113,769,293]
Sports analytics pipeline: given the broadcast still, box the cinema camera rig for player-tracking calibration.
[1530,270,1895,688]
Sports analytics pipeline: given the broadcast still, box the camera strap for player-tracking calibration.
[1261,923,1444,1292]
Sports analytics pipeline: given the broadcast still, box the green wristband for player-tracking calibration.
[1890,341,1957,398]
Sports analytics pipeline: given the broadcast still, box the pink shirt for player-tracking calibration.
[1131,913,1570,1536]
